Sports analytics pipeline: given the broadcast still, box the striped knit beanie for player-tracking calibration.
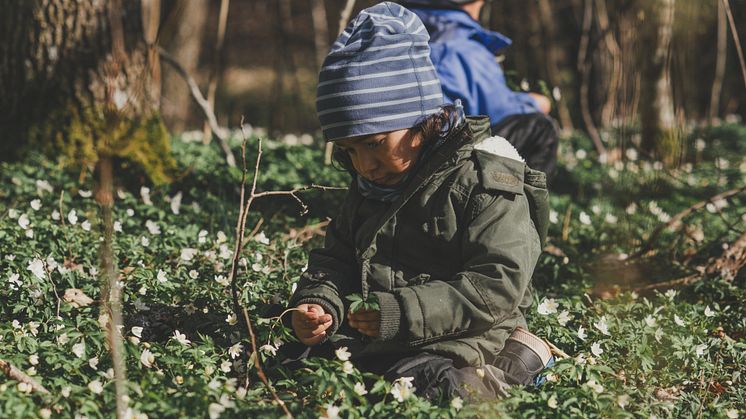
[317,2,444,141]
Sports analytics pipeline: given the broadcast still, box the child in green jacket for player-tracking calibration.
[287,1,551,400]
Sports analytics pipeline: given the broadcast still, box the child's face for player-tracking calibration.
[336,129,423,186]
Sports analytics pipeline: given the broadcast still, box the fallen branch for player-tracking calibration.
[632,185,746,259]
[0,359,50,395]
[241,307,292,418]
[635,229,746,292]
[706,229,746,281]
[158,46,236,168]
[634,273,701,292]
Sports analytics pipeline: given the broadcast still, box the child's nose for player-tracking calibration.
[356,153,379,177]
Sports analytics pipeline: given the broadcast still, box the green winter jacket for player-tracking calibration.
[289,116,549,367]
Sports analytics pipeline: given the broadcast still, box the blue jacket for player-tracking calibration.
[409,7,540,125]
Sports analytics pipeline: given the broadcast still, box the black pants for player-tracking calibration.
[279,342,514,402]
[491,113,559,184]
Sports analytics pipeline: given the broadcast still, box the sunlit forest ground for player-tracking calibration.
[1,124,744,418]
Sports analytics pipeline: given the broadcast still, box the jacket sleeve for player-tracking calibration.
[288,217,357,337]
[434,41,540,123]
[372,189,541,345]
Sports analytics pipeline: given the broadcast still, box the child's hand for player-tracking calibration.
[291,304,333,346]
[347,308,380,337]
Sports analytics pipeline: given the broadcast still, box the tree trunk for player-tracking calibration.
[202,0,231,144]
[537,0,574,132]
[639,0,677,157]
[0,0,173,182]
[594,0,623,128]
[311,0,330,69]
[160,0,210,133]
[577,0,606,155]
[709,0,728,125]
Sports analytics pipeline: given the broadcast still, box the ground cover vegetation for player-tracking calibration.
[0,125,745,418]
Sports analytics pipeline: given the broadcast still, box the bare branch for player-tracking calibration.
[158,46,236,167]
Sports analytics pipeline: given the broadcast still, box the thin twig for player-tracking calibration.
[561,204,573,242]
[0,360,50,394]
[58,191,74,261]
[247,217,265,242]
[42,257,62,318]
[546,341,570,360]
[632,185,746,258]
[242,307,293,418]
[158,46,236,167]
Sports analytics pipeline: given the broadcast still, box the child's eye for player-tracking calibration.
[365,139,385,149]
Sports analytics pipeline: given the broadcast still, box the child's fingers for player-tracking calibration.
[302,311,331,326]
[310,320,332,336]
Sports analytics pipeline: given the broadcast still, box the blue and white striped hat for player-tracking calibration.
[317,2,444,142]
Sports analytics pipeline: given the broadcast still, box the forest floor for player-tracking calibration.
[1,124,745,418]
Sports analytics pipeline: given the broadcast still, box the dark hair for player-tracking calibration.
[331,104,467,174]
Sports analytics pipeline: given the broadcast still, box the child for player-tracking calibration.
[399,0,560,182]
[287,1,551,400]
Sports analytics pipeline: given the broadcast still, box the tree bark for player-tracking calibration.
[708,0,727,125]
[311,0,330,69]
[202,0,231,144]
[594,0,623,128]
[160,0,210,133]
[639,0,677,156]
[577,0,607,155]
[0,0,172,182]
[537,0,574,132]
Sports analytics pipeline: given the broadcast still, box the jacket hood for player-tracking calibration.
[407,7,512,54]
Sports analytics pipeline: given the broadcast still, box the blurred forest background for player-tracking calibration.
[2,0,745,164]
[154,0,746,139]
